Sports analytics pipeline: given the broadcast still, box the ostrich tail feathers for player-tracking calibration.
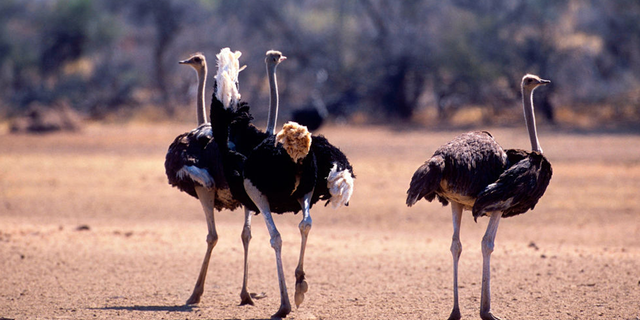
[406,156,445,207]
[275,121,312,163]
[214,47,243,109]
[327,163,354,209]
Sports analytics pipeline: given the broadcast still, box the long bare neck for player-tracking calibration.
[522,86,542,153]
[196,67,207,125]
[265,64,279,135]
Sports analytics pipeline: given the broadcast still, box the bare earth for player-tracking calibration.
[1,123,639,320]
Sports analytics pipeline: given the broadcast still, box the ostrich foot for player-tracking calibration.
[239,290,254,306]
[480,311,502,320]
[294,279,309,307]
[187,294,200,305]
[185,289,202,305]
[447,306,461,320]
[271,304,292,319]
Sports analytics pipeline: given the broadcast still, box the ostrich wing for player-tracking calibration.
[472,150,552,220]
[165,124,214,198]
[309,135,355,207]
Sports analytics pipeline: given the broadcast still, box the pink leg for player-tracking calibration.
[448,202,463,320]
[239,207,255,306]
[294,191,313,308]
[480,211,503,320]
[186,186,218,305]
[244,180,291,319]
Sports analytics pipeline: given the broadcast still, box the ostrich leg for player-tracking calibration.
[480,211,503,320]
[186,186,219,305]
[239,207,255,305]
[294,191,314,308]
[448,202,464,320]
[244,181,291,319]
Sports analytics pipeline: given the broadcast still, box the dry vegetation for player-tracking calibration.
[1,123,639,319]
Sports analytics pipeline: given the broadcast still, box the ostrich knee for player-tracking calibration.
[481,235,494,256]
[241,225,251,246]
[207,232,219,247]
[299,217,312,236]
[451,236,462,259]
[270,231,283,250]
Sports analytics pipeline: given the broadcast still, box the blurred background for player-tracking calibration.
[1,0,639,131]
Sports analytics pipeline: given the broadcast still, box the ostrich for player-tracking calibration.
[213,50,355,319]
[165,50,255,306]
[290,91,328,131]
[406,74,553,320]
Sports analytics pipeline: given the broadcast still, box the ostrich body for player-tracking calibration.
[213,50,354,318]
[290,93,328,131]
[291,106,326,131]
[165,51,256,306]
[406,74,552,320]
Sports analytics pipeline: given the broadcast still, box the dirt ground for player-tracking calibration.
[1,122,639,320]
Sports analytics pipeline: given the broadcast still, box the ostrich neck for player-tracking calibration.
[522,87,542,153]
[265,64,279,135]
[196,68,208,126]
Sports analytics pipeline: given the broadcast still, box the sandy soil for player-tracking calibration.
[1,123,639,320]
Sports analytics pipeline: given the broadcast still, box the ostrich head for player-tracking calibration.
[179,53,207,73]
[521,74,550,91]
[265,50,287,68]
[275,121,312,163]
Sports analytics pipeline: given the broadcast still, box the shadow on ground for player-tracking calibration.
[94,305,272,320]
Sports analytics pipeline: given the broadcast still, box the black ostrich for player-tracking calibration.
[406,74,553,320]
[290,92,328,131]
[212,50,355,319]
[165,50,255,306]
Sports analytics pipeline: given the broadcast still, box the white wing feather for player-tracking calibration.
[327,163,354,209]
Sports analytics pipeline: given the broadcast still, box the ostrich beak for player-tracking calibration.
[540,79,551,85]
[178,59,189,65]
[279,56,287,63]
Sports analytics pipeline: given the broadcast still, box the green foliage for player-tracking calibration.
[1,0,639,124]
[39,0,94,75]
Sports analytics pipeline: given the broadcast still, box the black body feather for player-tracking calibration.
[164,123,240,211]
[243,135,318,213]
[406,131,552,220]
[407,132,507,207]
[406,154,446,205]
[166,124,212,198]
[211,87,355,214]
[291,107,325,131]
[473,149,552,219]
[310,135,355,205]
